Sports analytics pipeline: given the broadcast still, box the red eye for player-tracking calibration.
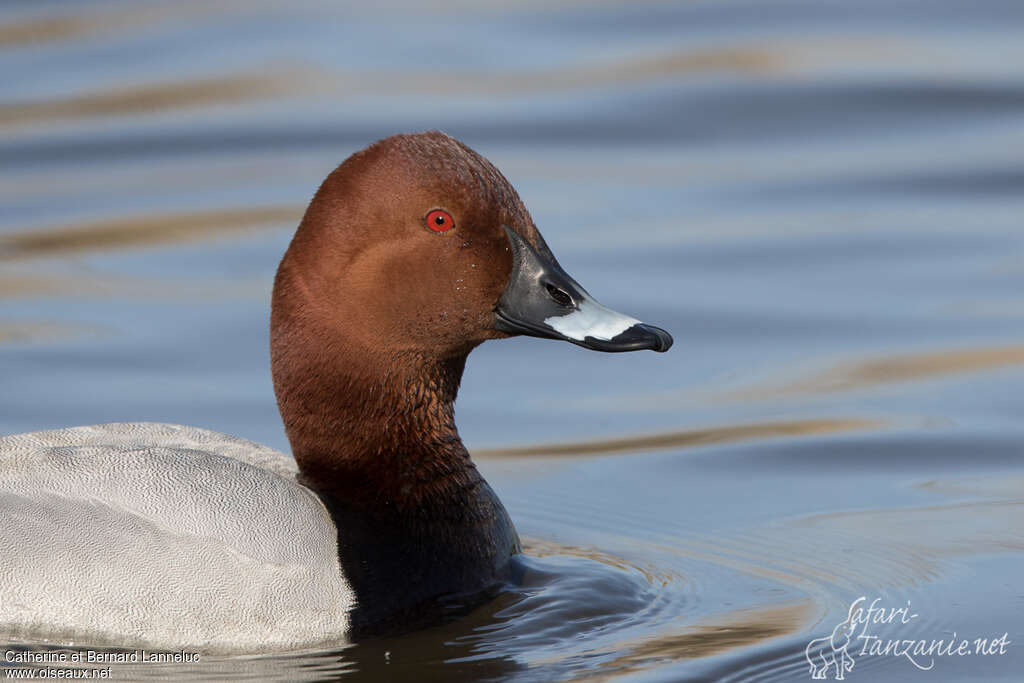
[425,209,455,233]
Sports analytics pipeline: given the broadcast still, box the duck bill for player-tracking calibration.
[493,226,673,353]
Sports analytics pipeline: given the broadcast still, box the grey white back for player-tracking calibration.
[0,423,351,652]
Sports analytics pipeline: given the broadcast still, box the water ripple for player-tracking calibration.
[0,206,300,259]
[474,417,878,458]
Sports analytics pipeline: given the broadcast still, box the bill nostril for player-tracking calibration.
[545,283,574,308]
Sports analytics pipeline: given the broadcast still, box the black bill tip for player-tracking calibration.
[571,322,674,353]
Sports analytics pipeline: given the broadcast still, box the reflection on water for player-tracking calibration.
[0,13,116,48]
[0,321,96,344]
[0,4,180,48]
[0,207,300,259]
[0,73,293,129]
[475,417,877,458]
[0,47,784,131]
[731,345,1024,400]
[577,602,812,679]
[2,0,1024,680]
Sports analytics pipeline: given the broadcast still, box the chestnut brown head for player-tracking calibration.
[273,131,671,362]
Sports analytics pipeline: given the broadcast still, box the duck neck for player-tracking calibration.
[272,324,522,634]
[278,343,480,513]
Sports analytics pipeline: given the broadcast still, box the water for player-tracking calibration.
[2,0,1024,680]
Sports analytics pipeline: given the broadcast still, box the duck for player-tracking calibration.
[0,131,672,653]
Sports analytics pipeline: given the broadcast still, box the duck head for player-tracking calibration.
[271,132,671,503]
[273,131,671,363]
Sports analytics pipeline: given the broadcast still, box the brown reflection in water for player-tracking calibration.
[0,321,97,344]
[571,602,812,682]
[0,14,102,47]
[341,45,780,96]
[0,5,196,48]
[0,158,324,207]
[474,417,877,458]
[733,346,1024,400]
[0,271,269,301]
[522,537,683,587]
[0,45,783,130]
[0,273,94,299]
[0,206,300,259]
[405,46,782,92]
[0,74,292,129]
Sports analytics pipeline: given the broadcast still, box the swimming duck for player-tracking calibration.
[0,132,671,652]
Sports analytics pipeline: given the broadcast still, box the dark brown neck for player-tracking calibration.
[271,313,521,635]
[274,327,477,512]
